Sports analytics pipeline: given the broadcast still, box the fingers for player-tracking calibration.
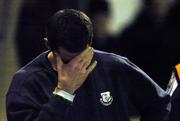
[66,46,95,75]
[75,46,94,70]
[54,52,63,71]
[82,49,94,70]
[82,47,94,63]
[86,60,97,74]
[71,47,92,64]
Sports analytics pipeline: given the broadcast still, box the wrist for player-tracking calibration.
[53,87,75,102]
[57,85,75,95]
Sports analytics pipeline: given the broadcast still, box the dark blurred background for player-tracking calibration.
[0,0,179,121]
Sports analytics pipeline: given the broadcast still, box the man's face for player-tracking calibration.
[55,47,84,64]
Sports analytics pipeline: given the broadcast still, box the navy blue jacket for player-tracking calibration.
[6,50,170,121]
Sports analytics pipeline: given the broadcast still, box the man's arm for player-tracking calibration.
[6,71,75,121]
[125,59,170,121]
[6,91,72,121]
[54,47,97,94]
[6,47,97,121]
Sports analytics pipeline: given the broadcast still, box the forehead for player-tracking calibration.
[56,47,81,62]
[58,47,79,56]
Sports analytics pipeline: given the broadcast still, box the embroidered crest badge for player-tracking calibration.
[100,91,113,106]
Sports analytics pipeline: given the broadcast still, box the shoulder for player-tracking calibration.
[8,66,42,94]
[94,50,128,64]
[7,51,50,93]
[94,50,133,68]
[94,50,148,76]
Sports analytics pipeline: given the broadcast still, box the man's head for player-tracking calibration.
[46,9,93,53]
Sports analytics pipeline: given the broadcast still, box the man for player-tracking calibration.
[6,9,170,121]
[87,0,116,53]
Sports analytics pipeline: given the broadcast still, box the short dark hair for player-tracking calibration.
[46,9,93,52]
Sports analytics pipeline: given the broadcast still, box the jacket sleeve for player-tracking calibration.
[6,70,75,121]
[125,59,170,121]
[6,92,73,121]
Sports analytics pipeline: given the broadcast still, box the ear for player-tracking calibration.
[44,37,51,49]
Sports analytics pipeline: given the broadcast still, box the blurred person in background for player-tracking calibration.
[16,0,55,66]
[159,0,180,88]
[167,63,180,121]
[16,0,79,66]
[117,0,180,89]
[87,0,118,53]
